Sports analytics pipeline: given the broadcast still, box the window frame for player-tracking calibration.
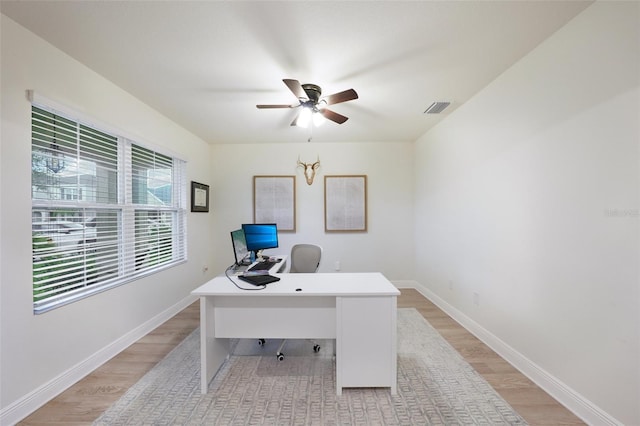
[30,99,187,314]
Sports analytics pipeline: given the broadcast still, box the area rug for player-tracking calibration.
[94,308,527,425]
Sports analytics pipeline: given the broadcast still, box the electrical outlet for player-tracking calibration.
[334,261,341,271]
[448,280,453,291]
[473,292,480,306]
[202,265,209,274]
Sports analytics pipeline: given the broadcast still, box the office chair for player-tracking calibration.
[258,244,323,361]
[289,243,322,273]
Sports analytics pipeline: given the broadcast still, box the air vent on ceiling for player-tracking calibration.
[424,101,450,114]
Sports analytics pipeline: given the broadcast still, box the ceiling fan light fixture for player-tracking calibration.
[297,107,312,128]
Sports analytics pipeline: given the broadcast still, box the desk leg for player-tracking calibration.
[200,296,229,393]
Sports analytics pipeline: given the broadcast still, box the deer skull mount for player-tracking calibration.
[297,156,320,185]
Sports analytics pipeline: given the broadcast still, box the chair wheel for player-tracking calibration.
[258,339,265,346]
[277,353,284,361]
[313,344,321,353]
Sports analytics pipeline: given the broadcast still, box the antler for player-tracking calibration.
[297,156,320,185]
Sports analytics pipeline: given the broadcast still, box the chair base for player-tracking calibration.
[258,338,321,361]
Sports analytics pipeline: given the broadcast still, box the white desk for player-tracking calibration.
[191,270,400,395]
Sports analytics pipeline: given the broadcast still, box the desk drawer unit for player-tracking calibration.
[336,295,397,395]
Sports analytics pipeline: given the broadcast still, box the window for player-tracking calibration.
[31,105,187,313]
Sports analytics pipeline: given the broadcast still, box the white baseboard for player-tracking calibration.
[390,279,419,289]
[0,294,198,426]
[411,282,622,426]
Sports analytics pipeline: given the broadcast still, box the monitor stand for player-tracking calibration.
[250,250,267,263]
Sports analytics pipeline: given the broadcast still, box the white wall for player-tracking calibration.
[209,142,415,281]
[0,15,216,421]
[414,2,639,424]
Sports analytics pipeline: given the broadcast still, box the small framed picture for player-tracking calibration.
[191,181,210,212]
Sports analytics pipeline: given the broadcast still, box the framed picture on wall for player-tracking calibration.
[253,175,296,231]
[191,181,210,212]
[324,175,367,232]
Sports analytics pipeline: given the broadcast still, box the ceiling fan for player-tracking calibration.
[257,79,358,127]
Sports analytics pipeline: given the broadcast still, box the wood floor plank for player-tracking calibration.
[18,291,584,425]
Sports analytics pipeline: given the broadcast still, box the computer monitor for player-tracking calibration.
[241,223,278,257]
[230,229,249,266]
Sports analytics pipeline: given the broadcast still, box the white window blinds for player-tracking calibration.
[31,105,187,314]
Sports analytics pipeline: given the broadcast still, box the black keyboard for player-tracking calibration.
[238,274,280,286]
[247,260,276,272]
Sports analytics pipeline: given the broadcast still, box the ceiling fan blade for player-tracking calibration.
[323,88,358,106]
[283,79,307,99]
[256,104,295,109]
[320,108,349,124]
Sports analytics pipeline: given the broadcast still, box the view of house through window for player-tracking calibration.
[31,105,187,313]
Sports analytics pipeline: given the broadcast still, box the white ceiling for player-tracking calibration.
[1,1,592,145]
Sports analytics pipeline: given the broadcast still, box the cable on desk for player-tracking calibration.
[225,264,266,290]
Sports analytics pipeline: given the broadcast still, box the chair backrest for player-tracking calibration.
[289,244,322,273]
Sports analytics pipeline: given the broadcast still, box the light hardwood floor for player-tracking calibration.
[19,288,584,425]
